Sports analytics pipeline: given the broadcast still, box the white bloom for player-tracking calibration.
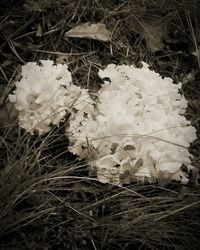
[68,63,196,185]
[9,60,93,134]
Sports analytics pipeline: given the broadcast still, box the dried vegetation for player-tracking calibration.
[0,0,200,249]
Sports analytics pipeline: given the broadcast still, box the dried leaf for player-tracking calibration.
[64,22,111,42]
[137,15,170,53]
[142,21,167,52]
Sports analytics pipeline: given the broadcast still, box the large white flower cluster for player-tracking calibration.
[9,60,92,134]
[9,60,196,185]
[68,63,196,185]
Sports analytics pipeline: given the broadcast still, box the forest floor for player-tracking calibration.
[0,0,200,249]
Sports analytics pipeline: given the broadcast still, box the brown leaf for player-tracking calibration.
[64,22,111,42]
[136,15,171,53]
[143,22,165,52]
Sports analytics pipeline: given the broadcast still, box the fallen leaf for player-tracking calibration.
[134,15,170,52]
[143,22,165,52]
[64,22,111,42]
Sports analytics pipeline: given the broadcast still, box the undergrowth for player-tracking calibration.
[0,0,200,249]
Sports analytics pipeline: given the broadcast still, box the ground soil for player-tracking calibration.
[0,1,200,249]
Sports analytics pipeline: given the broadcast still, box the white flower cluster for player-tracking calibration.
[9,60,196,185]
[68,63,196,185]
[9,60,92,134]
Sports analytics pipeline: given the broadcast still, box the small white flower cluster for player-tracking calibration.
[9,60,92,134]
[68,63,196,185]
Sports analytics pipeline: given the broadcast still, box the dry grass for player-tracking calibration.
[0,0,200,249]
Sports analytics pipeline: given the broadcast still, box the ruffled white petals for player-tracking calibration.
[68,63,196,185]
[9,60,93,135]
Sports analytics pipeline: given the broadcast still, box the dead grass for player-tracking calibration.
[0,0,200,249]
